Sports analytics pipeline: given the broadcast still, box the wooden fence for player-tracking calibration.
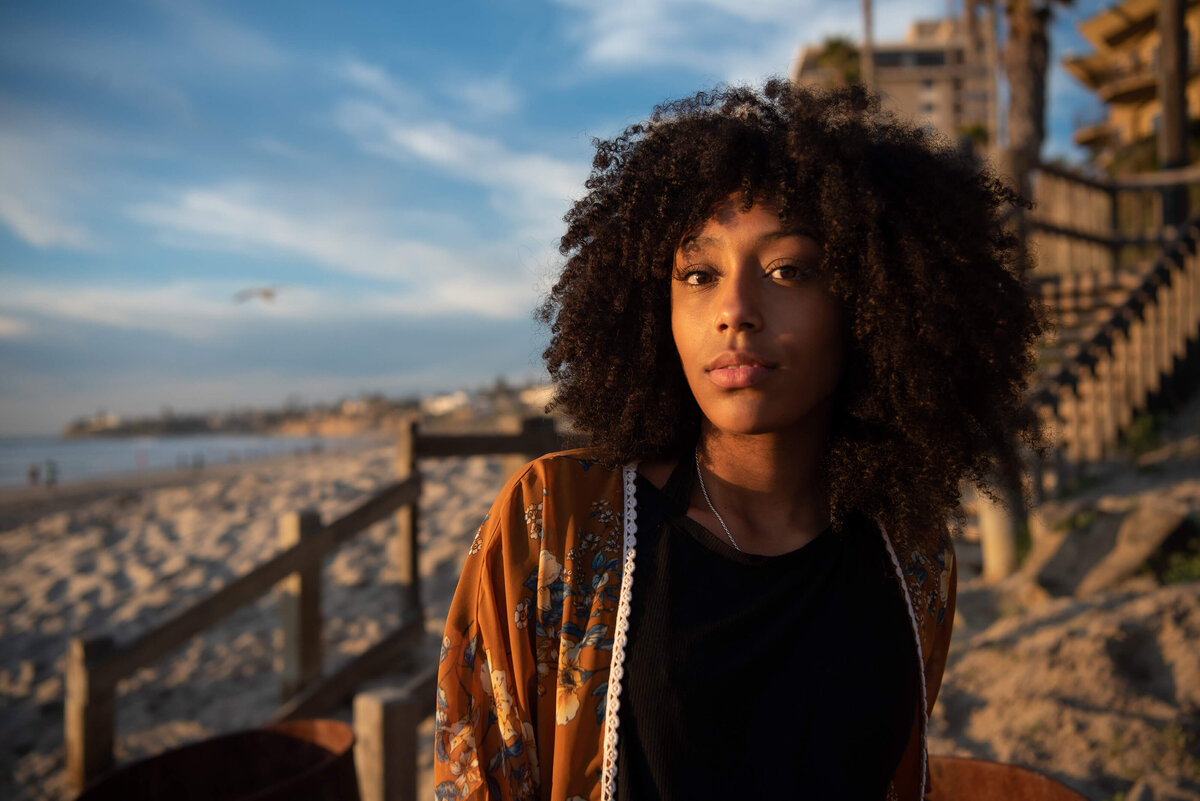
[1029,162,1200,277]
[65,415,565,799]
[1026,164,1200,489]
[1030,212,1200,484]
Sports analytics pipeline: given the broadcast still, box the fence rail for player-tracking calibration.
[65,415,567,797]
[1033,221,1200,469]
[1028,162,1200,487]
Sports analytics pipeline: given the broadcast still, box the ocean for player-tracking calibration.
[0,433,375,489]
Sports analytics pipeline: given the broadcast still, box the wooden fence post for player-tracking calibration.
[279,509,323,701]
[354,688,419,801]
[65,635,115,793]
[978,482,1021,582]
[520,416,558,461]
[396,417,421,617]
[1109,185,1121,272]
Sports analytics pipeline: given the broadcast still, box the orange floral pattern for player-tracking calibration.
[434,450,955,801]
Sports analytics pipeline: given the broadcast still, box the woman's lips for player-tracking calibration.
[707,364,772,389]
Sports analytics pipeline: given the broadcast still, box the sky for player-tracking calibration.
[0,0,1108,436]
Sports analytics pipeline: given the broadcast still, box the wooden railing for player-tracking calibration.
[65,415,566,798]
[1028,162,1200,488]
[1029,162,1200,276]
[1032,218,1200,475]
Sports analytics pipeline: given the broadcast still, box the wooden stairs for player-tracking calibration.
[1025,164,1200,495]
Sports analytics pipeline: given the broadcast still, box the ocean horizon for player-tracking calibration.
[0,433,378,489]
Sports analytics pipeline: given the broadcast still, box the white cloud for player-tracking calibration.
[0,193,93,250]
[160,0,287,71]
[1,267,542,346]
[551,0,937,83]
[332,58,587,242]
[0,315,30,338]
[250,136,308,160]
[334,97,585,242]
[448,75,523,118]
[2,281,260,340]
[129,184,461,281]
[0,131,96,250]
[126,184,546,319]
[336,57,421,108]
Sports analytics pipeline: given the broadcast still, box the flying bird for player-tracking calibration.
[233,285,283,304]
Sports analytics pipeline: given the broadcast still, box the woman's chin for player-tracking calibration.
[701,411,788,438]
[697,396,834,440]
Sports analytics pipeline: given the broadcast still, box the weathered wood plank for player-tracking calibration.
[354,688,415,801]
[269,614,427,724]
[416,426,561,458]
[93,476,420,687]
[279,510,323,701]
[396,419,420,615]
[352,664,440,801]
[65,636,116,793]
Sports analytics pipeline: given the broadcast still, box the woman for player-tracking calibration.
[434,81,1042,801]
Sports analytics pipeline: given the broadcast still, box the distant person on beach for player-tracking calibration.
[435,81,1042,800]
[43,459,57,489]
[27,462,39,487]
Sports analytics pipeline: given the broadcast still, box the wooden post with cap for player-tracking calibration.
[279,508,323,701]
[396,416,421,617]
[65,634,116,793]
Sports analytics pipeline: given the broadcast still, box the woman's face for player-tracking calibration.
[671,197,845,439]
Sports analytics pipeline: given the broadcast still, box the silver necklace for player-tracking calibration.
[694,448,741,552]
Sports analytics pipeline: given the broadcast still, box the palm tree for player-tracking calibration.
[977,0,1067,581]
[999,0,1061,197]
[861,0,875,90]
[816,36,862,87]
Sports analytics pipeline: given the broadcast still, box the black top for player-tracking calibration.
[615,462,918,800]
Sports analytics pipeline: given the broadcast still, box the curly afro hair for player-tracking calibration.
[539,79,1043,533]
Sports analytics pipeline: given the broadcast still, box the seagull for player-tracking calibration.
[233,285,283,304]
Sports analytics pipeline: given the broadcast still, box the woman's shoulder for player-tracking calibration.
[469,447,629,559]
[507,447,627,493]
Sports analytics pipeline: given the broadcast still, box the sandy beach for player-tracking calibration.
[0,441,507,801]
[1,436,1198,800]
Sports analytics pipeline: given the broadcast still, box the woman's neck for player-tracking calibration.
[694,425,831,556]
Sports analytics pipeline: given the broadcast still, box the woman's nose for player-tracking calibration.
[715,271,763,332]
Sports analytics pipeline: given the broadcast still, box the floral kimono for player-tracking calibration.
[434,450,956,801]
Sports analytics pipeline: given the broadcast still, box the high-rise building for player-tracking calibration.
[792,16,995,147]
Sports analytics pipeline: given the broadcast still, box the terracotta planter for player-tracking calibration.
[929,756,1087,801]
[77,719,359,801]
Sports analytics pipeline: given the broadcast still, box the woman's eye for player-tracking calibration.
[677,268,715,286]
[767,263,801,281]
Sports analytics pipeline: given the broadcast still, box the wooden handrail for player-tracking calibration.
[65,416,567,794]
[84,475,421,690]
[417,417,560,458]
[1035,218,1199,405]
[1109,163,1200,190]
[1031,214,1200,477]
[1027,219,1165,249]
[1034,160,1200,191]
[271,613,427,724]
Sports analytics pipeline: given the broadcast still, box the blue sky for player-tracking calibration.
[1,0,1106,435]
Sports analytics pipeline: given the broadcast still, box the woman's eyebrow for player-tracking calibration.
[678,235,716,254]
[679,229,810,254]
[758,228,814,244]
